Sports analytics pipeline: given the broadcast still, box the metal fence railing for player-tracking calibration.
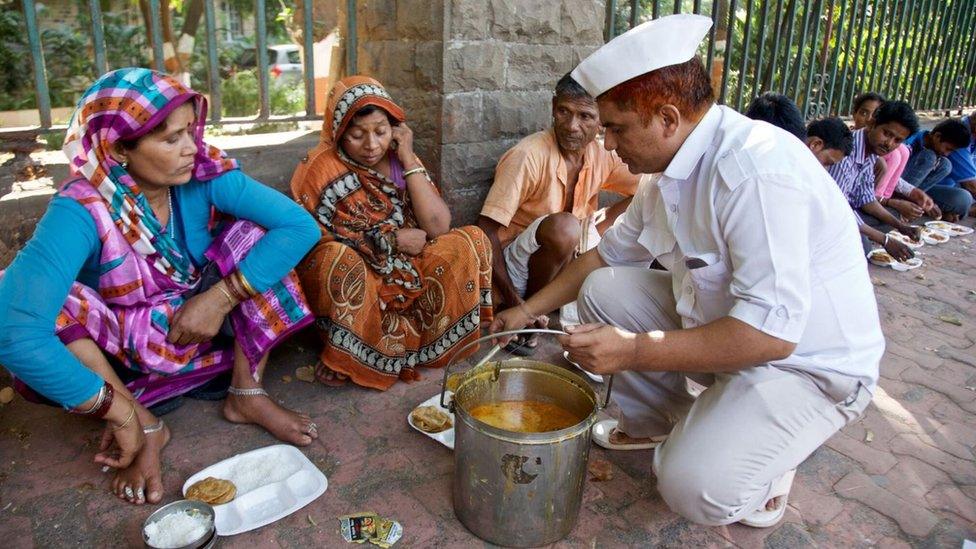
[606,0,976,119]
[2,0,362,136]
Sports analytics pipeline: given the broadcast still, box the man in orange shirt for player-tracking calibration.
[478,73,640,353]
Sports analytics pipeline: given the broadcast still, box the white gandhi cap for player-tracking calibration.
[571,14,713,98]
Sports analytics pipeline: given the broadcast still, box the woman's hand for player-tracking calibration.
[395,228,427,256]
[167,284,234,346]
[94,399,144,469]
[391,123,416,167]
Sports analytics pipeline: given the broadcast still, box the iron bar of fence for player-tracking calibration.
[735,0,755,110]
[148,0,165,72]
[22,0,51,129]
[809,0,835,118]
[631,0,641,27]
[950,0,976,107]
[652,0,661,19]
[838,0,869,113]
[203,0,220,122]
[801,0,825,117]
[867,0,891,93]
[790,0,814,98]
[920,1,955,109]
[855,0,879,97]
[933,0,968,110]
[255,0,270,119]
[921,0,954,108]
[718,0,738,104]
[889,0,916,97]
[928,0,959,109]
[673,0,682,13]
[943,0,975,109]
[778,0,801,93]
[825,0,849,114]
[605,0,617,40]
[765,0,787,90]
[908,0,941,105]
[834,0,864,114]
[693,0,703,13]
[752,0,771,93]
[302,0,316,116]
[880,0,909,96]
[898,0,928,102]
[959,5,976,106]
[88,0,108,76]
[347,0,358,73]
[706,0,719,77]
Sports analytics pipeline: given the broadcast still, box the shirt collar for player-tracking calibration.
[852,129,876,165]
[663,104,722,181]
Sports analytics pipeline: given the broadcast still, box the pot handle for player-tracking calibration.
[439,328,614,411]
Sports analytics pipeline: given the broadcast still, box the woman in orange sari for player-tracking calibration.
[290,76,492,390]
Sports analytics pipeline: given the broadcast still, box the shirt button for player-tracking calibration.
[685,286,693,294]
[776,307,788,318]
[670,204,677,213]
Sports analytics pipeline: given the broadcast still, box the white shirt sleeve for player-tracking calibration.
[597,178,654,266]
[718,175,812,343]
[893,178,916,196]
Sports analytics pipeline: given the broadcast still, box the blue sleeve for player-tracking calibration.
[207,171,319,292]
[0,197,104,408]
[944,146,976,185]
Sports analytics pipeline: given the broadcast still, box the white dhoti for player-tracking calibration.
[578,266,871,525]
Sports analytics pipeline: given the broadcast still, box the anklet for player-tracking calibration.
[142,419,165,435]
[227,386,268,397]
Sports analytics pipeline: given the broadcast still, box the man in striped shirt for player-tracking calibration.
[826,100,921,261]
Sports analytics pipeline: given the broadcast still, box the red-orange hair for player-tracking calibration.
[599,57,714,125]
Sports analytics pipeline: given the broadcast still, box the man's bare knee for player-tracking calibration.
[536,212,581,257]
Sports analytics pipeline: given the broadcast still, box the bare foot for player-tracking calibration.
[608,428,667,447]
[111,422,170,505]
[222,393,318,446]
[314,362,349,387]
[764,495,783,511]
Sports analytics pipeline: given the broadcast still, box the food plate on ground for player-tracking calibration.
[182,444,328,536]
[867,249,923,271]
[563,351,603,383]
[143,500,215,549]
[886,230,924,249]
[925,220,974,236]
[407,392,455,450]
[919,226,951,244]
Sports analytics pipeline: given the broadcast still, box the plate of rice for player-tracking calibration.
[925,220,974,236]
[867,249,922,271]
[181,444,328,536]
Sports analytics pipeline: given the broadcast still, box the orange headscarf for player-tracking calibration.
[290,76,428,309]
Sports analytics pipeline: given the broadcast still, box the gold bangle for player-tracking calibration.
[216,283,237,307]
[111,401,136,431]
[235,271,257,297]
[403,166,427,178]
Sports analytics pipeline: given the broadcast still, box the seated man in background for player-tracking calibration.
[744,92,807,141]
[478,73,639,353]
[851,92,911,211]
[826,100,921,261]
[937,110,976,215]
[901,118,973,221]
[805,117,853,168]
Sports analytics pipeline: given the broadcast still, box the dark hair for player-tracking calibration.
[601,57,714,123]
[351,104,398,125]
[744,92,807,140]
[852,92,885,112]
[872,100,919,134]
[931,118,971,148]
[554,72,592,102]
[807,117,854,155]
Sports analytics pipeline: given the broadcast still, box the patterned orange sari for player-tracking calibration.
[290,76,492,390]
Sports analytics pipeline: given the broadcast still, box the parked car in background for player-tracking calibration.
[235,44,302,84]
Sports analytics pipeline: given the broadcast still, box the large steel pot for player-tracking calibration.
[441,329,612,548]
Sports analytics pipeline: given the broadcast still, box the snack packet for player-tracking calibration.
[370,517,403,548]
[339,512,378,544]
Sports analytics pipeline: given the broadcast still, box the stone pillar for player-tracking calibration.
[352,0,606,223]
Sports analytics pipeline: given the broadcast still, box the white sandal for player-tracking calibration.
[739,468,796,528]
[591,419,667,450]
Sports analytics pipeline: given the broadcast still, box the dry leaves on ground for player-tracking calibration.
[588,459,614,481]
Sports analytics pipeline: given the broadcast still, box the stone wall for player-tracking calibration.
[351,0,606,223]
[440,0,605,221]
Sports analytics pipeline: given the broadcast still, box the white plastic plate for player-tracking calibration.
[920,227,951,245]
[407,392,455,450]
[867,249,922,271]
[182,444,328,536]
[563,351,604,383]
[925,220,974,236]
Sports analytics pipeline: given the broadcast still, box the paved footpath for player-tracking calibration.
[1,221,974,548]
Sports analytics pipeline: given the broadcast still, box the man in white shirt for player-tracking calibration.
[492,14,883,528]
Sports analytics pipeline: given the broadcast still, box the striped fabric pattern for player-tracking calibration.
[826,128,878,211]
